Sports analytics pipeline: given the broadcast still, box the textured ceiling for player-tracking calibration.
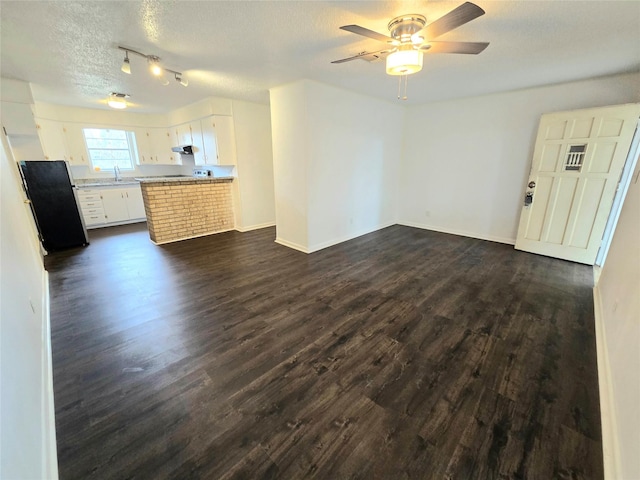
[1,1,639,113]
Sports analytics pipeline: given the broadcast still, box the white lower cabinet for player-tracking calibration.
[101,189,131,223]
[76,185,146,229]
[125,187,146,219]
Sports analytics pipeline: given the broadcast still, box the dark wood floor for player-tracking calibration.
[46,223,603,480]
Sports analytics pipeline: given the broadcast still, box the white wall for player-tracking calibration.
[270,81,311,251]
[595,153,640,479]
[0,133,57,479]
[399,72,640,244]
[270,80,404,253]
[231,99,276,231]
[305,81,403,252]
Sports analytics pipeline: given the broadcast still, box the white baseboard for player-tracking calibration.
[275,222,396,255]
[593,285,621,480]
[274,237,310,253]
[42,271,59,480]
[306,222,396,253]
[235,221,276,233]
[398,220,516,245]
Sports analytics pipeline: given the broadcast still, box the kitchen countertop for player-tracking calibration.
[75,179,140,187]
[75,175,190,188]
[135,176,234,184]
[75,175,234,187]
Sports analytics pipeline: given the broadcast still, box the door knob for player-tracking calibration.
[528,181,536,188]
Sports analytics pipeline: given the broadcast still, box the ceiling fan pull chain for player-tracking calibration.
[397,74,408,101]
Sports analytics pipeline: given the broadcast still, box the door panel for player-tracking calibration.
[544,120,567,140]
[567,178,605,248]
[515,104,640,264]
[599,118,624,137]
[569,118,594,138]
[525,176,553,241]
[587,142,617,173]
[539,144,562,172]
[544,176,578,245]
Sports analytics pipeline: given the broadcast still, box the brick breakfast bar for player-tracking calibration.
[138,177,234,244]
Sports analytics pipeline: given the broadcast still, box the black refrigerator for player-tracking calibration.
[18,160,89,251]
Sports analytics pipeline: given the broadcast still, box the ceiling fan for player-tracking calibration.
[332,2,489,77]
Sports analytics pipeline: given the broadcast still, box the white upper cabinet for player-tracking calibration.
[199,117,218,165]
[35,118,68,161]
[212,115,237,165]
[135,128,179,165]
[133,128,153,164]
[1,102,38,136]
[190,121,206,165]
[62,124,89,166]
[197,116,236,165]
[174,123,192,146]
[34,119,87,165]
[152,128,179,165]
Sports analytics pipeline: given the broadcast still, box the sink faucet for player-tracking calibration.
[114,165,121,182]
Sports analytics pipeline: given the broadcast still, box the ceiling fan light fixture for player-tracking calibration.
[386,49,423,75]
[107,92,129,109]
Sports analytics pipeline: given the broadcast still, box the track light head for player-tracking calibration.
[148,56,162,76]
[175,73,189,87]
[121,52,131,74]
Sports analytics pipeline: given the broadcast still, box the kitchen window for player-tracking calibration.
[83,128,136,171]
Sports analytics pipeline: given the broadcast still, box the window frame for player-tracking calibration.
[82,128,138,172]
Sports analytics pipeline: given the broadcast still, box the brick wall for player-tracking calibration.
[140,179,234,244]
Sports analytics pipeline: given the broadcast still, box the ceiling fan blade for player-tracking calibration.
[423,2,486,40]
[331,49,395,64]
[339,25,399,45]
[422,41,489,54]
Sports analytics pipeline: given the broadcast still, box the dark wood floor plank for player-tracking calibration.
[46,223,603,479]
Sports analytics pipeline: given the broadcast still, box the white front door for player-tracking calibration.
[515,104,640,265]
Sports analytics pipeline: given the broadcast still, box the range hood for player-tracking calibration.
[171,145,193,155]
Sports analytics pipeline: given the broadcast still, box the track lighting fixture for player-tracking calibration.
[121,51,131,74]
[107,92,129,109]
[175,73,188,87]
[117,46,188,87]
